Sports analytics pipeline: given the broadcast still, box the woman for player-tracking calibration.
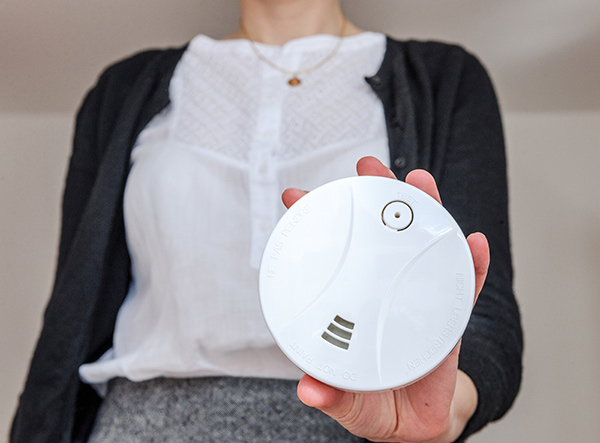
[11,0,522,441]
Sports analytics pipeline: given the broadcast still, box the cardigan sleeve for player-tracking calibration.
[10,49,177,443]
[56,48,168,278]
[432,49,523,440]
[54,82,105,277]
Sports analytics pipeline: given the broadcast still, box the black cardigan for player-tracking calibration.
[11,37,523,443]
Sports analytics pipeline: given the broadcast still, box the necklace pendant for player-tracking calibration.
[288,77,301,86]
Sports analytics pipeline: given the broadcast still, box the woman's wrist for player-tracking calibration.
[443,370,478,442]
[408,370,477,443]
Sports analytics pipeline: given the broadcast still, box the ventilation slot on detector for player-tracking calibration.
[321,315,355,350]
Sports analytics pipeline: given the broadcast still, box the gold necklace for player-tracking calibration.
[240,18,347,86]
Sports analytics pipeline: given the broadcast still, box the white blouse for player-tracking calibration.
[80,31,389,387]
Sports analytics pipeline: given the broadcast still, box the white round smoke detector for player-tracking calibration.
[259,176,475,391]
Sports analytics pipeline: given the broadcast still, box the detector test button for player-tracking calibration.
[382,201,413,231]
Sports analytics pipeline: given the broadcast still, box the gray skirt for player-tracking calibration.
[87,377,366,442]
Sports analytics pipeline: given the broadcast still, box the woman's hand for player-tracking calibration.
[281,156,490,442]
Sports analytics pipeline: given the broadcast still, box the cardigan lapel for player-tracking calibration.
[366,38,419,181]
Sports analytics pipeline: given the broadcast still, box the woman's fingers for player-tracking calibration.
[466,232,490,303]
[283,157,395,209]
[296,374,349,410]
[281,188,308,209]
[405,169,442,204]
[356,156,397,179]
